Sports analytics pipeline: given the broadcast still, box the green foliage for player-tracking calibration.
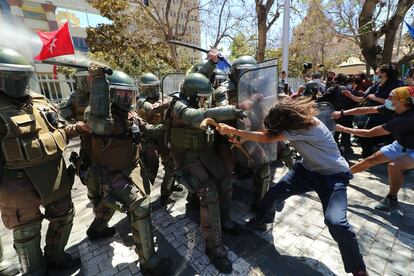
[56,66,76,77]
[229,33,256,60]
[86,0,175,77]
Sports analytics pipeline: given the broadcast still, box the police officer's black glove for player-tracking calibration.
[235,109,247,119]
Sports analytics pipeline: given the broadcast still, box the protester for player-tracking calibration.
[359,73,373,91]
[325,71,336,90]
[404,68,414,86]
[278,70,292,95]
[295,72,325,99]
[351,75,366,96]
[333,86,414,212]
[318,73,358,155]
[342,64,402,158]
[216,97,368,276]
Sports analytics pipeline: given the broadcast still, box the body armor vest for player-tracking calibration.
[0,92,67,169]
[90,112,140,171]
[137,98,163,125]
[169,103,210,151]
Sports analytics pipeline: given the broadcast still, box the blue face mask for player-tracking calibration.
[373,75,379,82]
[384,99,395,111]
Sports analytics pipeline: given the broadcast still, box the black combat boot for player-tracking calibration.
[140,257,172,275]
[205,245,232,274]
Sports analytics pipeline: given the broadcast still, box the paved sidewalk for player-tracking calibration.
[1,138,413,275]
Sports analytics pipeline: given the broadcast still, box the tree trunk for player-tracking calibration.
[256,3,267,62]
[165,33,180,71]
[358,0,379,70]
[365,63,371,77]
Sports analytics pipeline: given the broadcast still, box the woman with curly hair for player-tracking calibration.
[217,97,367,276]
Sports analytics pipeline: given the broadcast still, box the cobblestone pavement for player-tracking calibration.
[1,138,413,276]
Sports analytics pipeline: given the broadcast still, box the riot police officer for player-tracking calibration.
[0,47,87,275]
[59,60,91,121]
[85,64,171,274]
[136,72,182,205]
[168,73,246,273]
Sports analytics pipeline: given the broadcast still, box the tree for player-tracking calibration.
[229,33,256,59]
[289,1,358,77]
[136,0,203,71]
[200,0,246,49]
[255,0,282,62]
[324,0,414,70]
[86,0,173,77]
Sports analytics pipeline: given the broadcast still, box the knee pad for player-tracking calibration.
[13,222,42,241]
[130,196,151,220]
[48,208,75,230]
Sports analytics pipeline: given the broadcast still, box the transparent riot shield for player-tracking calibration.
[257,58,278,68]
[316,101,336,133]
[237,65,278,164]
[161,72,186,97]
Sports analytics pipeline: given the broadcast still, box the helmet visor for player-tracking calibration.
[111,86,137,111]
[139,84,159,98]
[0,70,32,98]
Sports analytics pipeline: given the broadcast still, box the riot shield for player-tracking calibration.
[316,101,336,133]
[257,58,278,68]
[237,65,278,164]
[161,72,186,97]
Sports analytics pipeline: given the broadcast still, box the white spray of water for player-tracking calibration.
[0,18,42,60]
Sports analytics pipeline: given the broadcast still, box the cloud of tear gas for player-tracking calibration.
[0,18,42,61]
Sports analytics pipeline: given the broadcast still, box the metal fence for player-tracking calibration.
[35,73,75,104]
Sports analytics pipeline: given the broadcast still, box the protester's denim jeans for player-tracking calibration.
[256,163,365,273]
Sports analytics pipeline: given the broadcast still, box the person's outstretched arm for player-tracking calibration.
[217,123,285,143]
[332,106,379,119]
[335,124,389,137]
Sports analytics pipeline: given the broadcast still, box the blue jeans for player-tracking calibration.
[257,163,365,273]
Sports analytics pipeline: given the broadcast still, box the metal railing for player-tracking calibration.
[36,73,75,104]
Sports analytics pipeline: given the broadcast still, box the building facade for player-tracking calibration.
[0,0,104,101]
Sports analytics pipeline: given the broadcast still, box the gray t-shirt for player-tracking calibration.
[282,117,349,175]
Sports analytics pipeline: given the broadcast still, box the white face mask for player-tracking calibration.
[384,99,396,111]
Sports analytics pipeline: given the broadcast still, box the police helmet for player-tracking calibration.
[180,73,213,99]
[138,72,160,99]
[228,56,257,83]
[107,70,137,111]
[0,46,34,99]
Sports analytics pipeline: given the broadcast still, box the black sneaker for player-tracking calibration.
[140,258,172,275]
[375,197,398,212]
[205,248,232,274]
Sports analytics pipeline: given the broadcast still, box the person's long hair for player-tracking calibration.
[264,97,318,134]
